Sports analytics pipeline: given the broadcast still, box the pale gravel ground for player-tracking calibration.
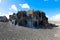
[0,22,60,40]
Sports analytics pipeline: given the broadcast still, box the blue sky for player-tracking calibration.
[0,0,60,21]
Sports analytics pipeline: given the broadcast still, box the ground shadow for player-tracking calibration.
[46,23,58,29]
[18,23,58,29]
[22,23,59,29]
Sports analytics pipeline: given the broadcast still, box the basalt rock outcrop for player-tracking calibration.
[9,10,48,28]
[0,16,9,22]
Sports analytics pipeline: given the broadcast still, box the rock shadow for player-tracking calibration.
[17,23,58,29]
[47,23,58,28]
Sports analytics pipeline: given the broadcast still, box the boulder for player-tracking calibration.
[9,10,48,28]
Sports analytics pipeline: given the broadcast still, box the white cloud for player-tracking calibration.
[0,0,1,3]
[50,13,60,21]
[8,12,13,15]
[0,12,5,16]
[6,12,13,19]
[46,15,48,17]
[0,12,13,19]
[19,3,30,9]
[10,4,17,11]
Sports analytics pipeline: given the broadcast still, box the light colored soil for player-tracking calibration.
[49,21,60,25]
[0,21,60,40]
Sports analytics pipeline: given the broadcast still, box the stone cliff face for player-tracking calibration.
[9,10,48,28]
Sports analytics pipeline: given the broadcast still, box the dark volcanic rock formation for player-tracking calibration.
[0,16,9,22]
[9,10,48,28]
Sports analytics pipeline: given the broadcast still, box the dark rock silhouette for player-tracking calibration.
[0,16,9,22]
[9,10,58,29]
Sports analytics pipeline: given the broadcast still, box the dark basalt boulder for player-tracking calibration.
[0,16,9,22]
[9,10,48,28]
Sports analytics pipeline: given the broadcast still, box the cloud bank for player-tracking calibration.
[0,12,13,19]
[50,13,60,21]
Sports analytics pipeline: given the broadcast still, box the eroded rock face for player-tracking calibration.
[16,11,27,26]
[9,10,48,28]
[31,10,48,28]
